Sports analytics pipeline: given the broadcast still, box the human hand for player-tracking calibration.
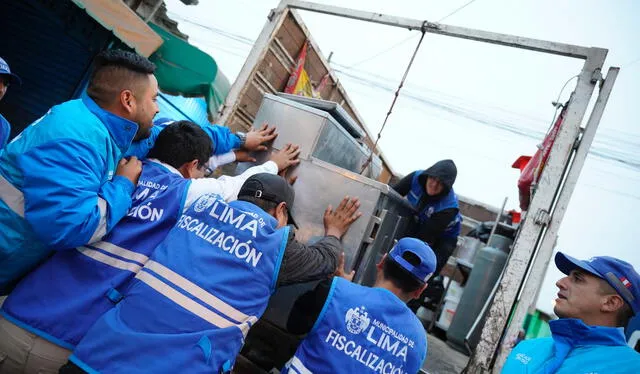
[233,149,256,163]
[323,196,362,239]
[116,156,142,185]
[269,143,301,172]
[243,123,277,151]
[334,252,355,282]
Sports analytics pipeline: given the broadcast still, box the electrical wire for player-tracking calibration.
[437,0,478,22]
[360,26,428,174]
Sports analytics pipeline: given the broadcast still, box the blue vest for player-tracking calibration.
[1,161,190,349]
[70,194,289,374]
[284,277,427,374]
[408,171,461,239]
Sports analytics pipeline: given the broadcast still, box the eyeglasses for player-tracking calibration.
[198,164,213,178]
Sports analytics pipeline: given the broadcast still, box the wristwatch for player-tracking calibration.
[235,132,247,148]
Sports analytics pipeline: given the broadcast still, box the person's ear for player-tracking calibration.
[601,294,625,314]
[120,90,136,114]
[275,202,288,228]
[376,254,388,270]
[178,159,200,178]
[411,283,429,300]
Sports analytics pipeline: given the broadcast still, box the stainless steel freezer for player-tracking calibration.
[224,94,418,331]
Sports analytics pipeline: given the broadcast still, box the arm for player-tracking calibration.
[184,144,301,208]
[277,232,342,287]
[286,279,332,335]
[19,140,136,248]
[206,149,258,170]
[206,151,236,170]
[416,208,457,245]
[277,196,361,286]
[391,171,416,196]
[125,120,243,159]
[184,161,278,207]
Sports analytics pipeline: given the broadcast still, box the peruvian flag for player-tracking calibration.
[621,277,632,288]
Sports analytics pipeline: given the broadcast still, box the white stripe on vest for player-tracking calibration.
[286,356,314,374]
[77,246,143,273]
[91,240,149,264]
[135,270,257,337]
[145,260,251,323]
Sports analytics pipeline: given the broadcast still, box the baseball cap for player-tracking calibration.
[388,238,437,283]
[0,57,22,85]
[237,173,298,228]
[555,252,640,315]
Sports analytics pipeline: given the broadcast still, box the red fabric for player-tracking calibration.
[284,41,309,94]
[513,106,567,210]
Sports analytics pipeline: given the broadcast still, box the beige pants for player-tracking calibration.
[0,315,71,374]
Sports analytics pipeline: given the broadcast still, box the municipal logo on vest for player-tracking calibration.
[426,206,434,217]
[345,306,370,334]
[193,194,217,213]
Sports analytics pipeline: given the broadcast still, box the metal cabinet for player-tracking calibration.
[226,94,417,330]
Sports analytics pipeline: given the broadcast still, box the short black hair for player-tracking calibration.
[87,49,156,106]
[146,121,213,169]
[383,251,425,294]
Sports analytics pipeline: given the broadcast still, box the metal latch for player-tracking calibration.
[533,209,550,226]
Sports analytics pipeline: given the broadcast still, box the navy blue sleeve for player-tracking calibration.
[19,140,135,249]
[391,171,416,196]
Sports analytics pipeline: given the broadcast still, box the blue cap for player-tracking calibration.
[0,57,21,85]
[388,238,437,283]
[555,252,640,315]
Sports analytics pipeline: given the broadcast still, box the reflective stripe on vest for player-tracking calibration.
[135,266,258,338]
[0,174,24,217]
[285,356,313,374]
[77,246,143,273]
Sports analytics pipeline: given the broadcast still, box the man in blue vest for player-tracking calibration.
[392,160,461,277]
[60,173,361,373]
[502,252,640,373]
[0,56,21,149]
[0,49,272,294]
[283,237,434,374]
[0,121,299,373]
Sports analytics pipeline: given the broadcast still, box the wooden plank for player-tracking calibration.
[216,4,289,125]
[259,50,290,91]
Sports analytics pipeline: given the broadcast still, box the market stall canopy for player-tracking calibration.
[148,23,230,118]
[71,0,163,57]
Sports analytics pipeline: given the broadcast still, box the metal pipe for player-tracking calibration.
[283,0,594,59]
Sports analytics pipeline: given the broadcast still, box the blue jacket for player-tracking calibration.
[1,160,191,349]
[502,318,640,373]
[408,171,461,239]
[0,113,10,149]
[70,194,289,373]
[284,277,427,374]
[0,97,240,293]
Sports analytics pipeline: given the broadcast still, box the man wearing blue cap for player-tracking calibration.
[283,237,434,374]
[503,252,640,373]
[0,56,21,149]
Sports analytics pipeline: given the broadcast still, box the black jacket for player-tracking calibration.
[392,160,459,250]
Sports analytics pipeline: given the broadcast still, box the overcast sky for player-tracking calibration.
[165,0,640,315]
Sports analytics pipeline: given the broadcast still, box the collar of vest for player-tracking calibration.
[81,94,138,153]
[145,158,183,176]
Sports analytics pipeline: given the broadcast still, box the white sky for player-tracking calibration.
[165,0,639,315]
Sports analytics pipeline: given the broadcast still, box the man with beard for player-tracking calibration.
[0,50,265,293]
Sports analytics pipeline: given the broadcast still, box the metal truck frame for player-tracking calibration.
[218,1,619,372]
